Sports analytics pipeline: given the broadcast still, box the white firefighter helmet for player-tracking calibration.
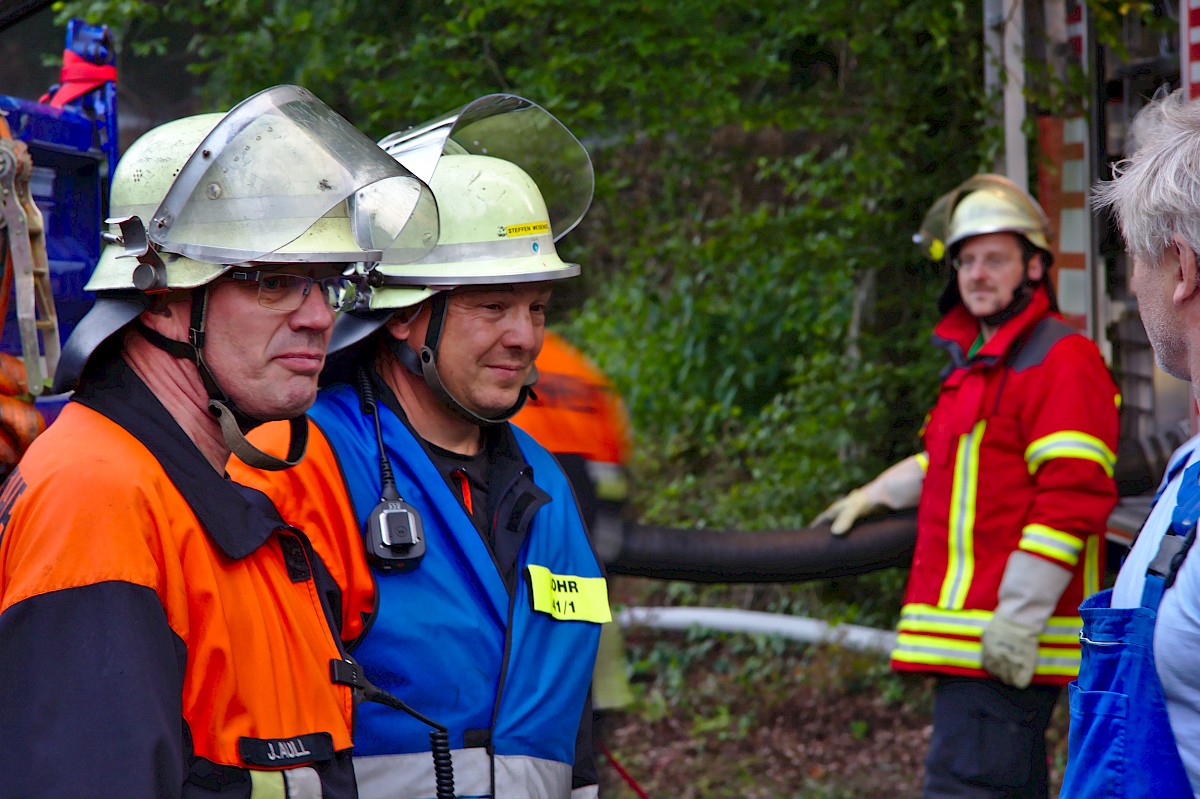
[363,153,579,295]
[327,94,593,353]
[946,182,1052,252]
[55,84,438,393]
[366,92,594,295]
[324,95,593,427]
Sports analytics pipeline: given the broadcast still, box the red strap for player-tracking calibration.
[39,50,117,108]
[596,736,651,799]
[453,469,473,517]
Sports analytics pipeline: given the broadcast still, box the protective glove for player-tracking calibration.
[981,613,1041,689]
[982,550,1074,688]
[812,454,925,536]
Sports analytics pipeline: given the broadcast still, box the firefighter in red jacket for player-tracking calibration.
[815,175,1119,799]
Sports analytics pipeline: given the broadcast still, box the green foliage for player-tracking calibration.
[59,2,987,518]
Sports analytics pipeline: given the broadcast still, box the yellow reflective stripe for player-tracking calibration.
[1041,616,1083,644]
[1114,393,1122,410]
[1045,616,1083,641]
[1084,534,1100,598]
[1025,431,1116,477]
[526,565,611,623]
[1019,524,1084,567]
[249,771,286,799]
[915,451,929,473]
[897,633,979,653]
[893,633,983,669]
[939,421,984,609]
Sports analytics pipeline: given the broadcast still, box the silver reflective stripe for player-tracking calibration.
[355,748,490,799]
[1044,621,1082,639]
[247,767,325,799]
[899,610,987,634]
[422,234,557,264]
[354,749,572,799]
[1039,652,1081,669]
[384,263,579,286]
[284,767,323,799]
[494,754,571,798]
[571,785,600,799]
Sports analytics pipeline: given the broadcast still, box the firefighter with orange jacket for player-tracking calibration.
[0,86,435,798]
[815,175,1119,799]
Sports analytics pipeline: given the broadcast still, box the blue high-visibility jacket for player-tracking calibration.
[239,380,607,799]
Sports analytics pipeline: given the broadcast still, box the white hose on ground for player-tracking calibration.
[616,606,897,655]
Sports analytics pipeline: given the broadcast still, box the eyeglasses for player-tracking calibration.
[951,253,1020,273]
[227,270,359,312]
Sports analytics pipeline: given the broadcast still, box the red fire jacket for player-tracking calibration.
[891,286,1119,685]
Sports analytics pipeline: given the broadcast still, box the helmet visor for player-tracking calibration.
[379,94,593,242]
[351,174,441,265]
[150,84,436,264]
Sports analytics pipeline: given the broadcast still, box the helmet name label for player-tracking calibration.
[500,221,551,238]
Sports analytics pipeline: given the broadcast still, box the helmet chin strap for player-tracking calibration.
[388,293,536,427]
[135,285,307,471]
[980,279,1035,327]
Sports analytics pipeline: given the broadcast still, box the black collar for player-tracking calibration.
[73,353,284,559]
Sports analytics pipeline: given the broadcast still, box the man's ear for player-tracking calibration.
[384,302,428,345]
[139,294,189,333]
[1026,252,1045,283]
[1171,233,1200,305]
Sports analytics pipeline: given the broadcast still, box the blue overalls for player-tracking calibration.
[1060,460,1200,797]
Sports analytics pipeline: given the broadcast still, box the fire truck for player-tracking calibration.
[0,13,117,467]
[980,0,1197,552]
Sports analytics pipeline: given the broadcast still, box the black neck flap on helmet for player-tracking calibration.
[136,284,308,471]
[388,293,537,427]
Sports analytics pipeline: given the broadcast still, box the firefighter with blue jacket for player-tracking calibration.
[232,95,608,799]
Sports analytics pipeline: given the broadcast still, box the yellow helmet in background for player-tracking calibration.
[946,182,1051,252]
[913,173,1052,262]
[917,174,1056,320]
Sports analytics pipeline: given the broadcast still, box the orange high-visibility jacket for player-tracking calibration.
[514,331,632,467]
[891,286,1119,685]
[0,360,357,798]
